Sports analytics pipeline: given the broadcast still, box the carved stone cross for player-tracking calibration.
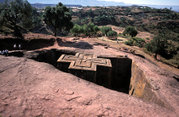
[57,53,112,71]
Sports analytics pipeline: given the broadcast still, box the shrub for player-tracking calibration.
[93,25,100,33]
[123,26,138,37]
[100,26,112,36]
[71,23,99,36]
[125,39,134,46]
[106,30,117,37]
[70,24,84,36]
[125,37,145,47]
[133,37,146,47]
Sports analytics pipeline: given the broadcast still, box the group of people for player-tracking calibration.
[13,44,22,50]
[0,49,8,56]
[0,44,22,56]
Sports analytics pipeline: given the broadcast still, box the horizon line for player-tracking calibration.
[30,2,179,7]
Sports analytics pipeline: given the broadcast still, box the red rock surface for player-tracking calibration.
[0,37,179,117]
[0,56,177,117]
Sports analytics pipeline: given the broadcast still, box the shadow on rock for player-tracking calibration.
[57,38,93,49]
[0,38,55,51]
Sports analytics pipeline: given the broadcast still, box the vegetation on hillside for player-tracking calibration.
[71,6,178,67]
[71,23,99,36]
[71,25,117,38]
[123,26,138,37]
[146,30,178,59]
[0,1,73,37]
[72,6,179,36]
[0,1,178,67]
[125,37,145,48]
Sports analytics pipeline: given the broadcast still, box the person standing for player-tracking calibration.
[13,44,17,50]
[4,49,8,56]
[18,44,21,50]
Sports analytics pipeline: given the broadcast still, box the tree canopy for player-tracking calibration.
[123,26,138,37]
[43,3,73,36]
[0,0,34,38]
[106,30,117,37]
[70,23,99,37]
[100,26,112,36]
[145,32,177,59]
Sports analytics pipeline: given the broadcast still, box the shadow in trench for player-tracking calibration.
[7,49,132,94]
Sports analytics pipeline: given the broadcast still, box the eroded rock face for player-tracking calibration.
[129,62,169,108]
[0,55,177,117]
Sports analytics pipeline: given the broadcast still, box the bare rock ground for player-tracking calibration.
[0,55,177,117]
[0,37,179,117]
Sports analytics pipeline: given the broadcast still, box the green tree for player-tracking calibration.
[70,24,83,36]
[29,7,43,31]
[81,23,99,36]
[43,3,73,36]
[93,25,100,33]
[146,35,167,59]
[71,23,99,37]
[85,23,99,36]
[0,0,34,38]
[125,37,145,48]
[145,33,171,59]
[106,30,117,37]
[100,26,112,36]
[123,26,138,37]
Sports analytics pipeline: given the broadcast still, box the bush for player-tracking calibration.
[125,39,134,46]
[93,25,100,32]
[70,24,84,36]
[106,30,117,37]
[123,26,138,37]
[71,23,99,36]
[94,15,118,25]
[100,26,112,36]
[133,37,146,47]
[125,37,145,47]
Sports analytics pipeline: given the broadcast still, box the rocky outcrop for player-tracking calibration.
[0,37,178,117]
[0,55,177,117]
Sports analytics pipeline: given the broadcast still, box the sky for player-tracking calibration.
[100,0,179,6]
[28,0,179,6]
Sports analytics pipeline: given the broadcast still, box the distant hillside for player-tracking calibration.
[31,3,82,9]
[1,0,178,12]
[147,5,179,12]
[30,0,126,6]
[31,2,179,12]
[31,3,55,9]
